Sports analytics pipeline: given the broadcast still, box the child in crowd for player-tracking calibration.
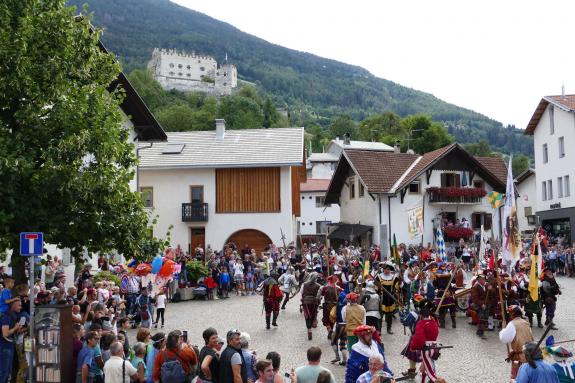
[72,304,83,323]
[245,265,255,295]
[219,266,230,299]
[234,259,245,296]
[153,289,166,329]
[0,276,18,315]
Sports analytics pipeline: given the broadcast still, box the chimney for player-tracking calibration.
[343,132,351,145]
[562,84,565,99]
[215,119,226,139]
[394,141,400,153]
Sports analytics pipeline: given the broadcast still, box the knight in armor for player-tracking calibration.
[301,272,321,340]
[317,275,342,339]
[499,305,534,380]
[360,280,381,332]
[376,262,400,335]
[263,273,283,329]
[432,263,457,329]
[330,291,348,367]
[470,273,490,339]
[344,325,392,383]
[278,267,298,310]
[540,266,561,330]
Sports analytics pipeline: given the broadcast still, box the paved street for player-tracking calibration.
[130,275,575,382]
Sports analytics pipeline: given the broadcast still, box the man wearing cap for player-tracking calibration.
[262,273,283,330]
[345,325,391,383]
[547,345,575,382]
[433,263,457,329]
[470,273,491,339]
[360,280,381,333]
[515,341,560,383]
[301,272,321,340]
[317,275,342,339]
[342,292,365,349]
[376,262,400,335]
[499,305,534,380]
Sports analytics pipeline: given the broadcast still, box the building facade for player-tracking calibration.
[147,48,237,95]
[325,144,508,254]
[298,179,340,242]
[515,169,537,238]
[525,95,575,244]
[139,121,305,255]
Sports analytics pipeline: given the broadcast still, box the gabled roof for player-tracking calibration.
[139,127,305,169]
[300,179,331,192]
[325,143,508,204]
[525,95,575,135]
[515,168,535,185]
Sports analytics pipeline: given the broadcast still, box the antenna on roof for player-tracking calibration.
[562,83,565,99]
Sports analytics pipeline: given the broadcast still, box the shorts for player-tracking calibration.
[234,275,244,282]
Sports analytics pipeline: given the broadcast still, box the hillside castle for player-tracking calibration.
[147,48,237,95]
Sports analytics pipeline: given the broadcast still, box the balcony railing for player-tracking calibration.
[182,203,208,222]
[427,187,486,204]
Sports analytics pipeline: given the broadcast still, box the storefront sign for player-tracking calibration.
[550,203,561,209]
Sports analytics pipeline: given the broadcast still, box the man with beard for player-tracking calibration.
[540,267,561,330]
[515,341,560,383]
[301,272,321,340]
[262,273,283,330]
[344,325,392,383]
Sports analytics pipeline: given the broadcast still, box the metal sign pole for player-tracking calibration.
[29,254,35,383]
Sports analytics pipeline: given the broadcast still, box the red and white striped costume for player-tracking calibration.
[410,317,440,382]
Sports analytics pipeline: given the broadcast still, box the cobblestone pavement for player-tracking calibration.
[129,276,575,382]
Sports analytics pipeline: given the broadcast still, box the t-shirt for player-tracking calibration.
[0,312,16,346]
[104,356,137,383]
[295,365,336,383]
[155,294,166,309]
[93,344,104,376]
[77,346,97,377]
[0,288,12,313]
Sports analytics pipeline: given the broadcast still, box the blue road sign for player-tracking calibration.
[20,232,43,256]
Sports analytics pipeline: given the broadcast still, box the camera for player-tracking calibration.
[284,372,290,378]
[182,330,188,342]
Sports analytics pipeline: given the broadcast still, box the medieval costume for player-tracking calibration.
[409,300,441,383]
[376,262,400,334]
[345,325,392,383]
[470,274,490,339]
[360,280,382,332]
[541,267,561,330]
[331,291,348,366]
[547,345,575,383]
[432,264,456,329]
[263,274,283,329]
[516,342,561,383]
[343,292,366,349]
[499,305,534,380]
[301,272,321,340]
[317,275,342,338]
[277,268,298,310]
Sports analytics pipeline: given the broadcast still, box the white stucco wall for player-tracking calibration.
[309,162,336,179]
[139,167,295,251]
[533,105,575,212]
[297,191,340,235]
[516,175,537,233]
[338,176,379,246]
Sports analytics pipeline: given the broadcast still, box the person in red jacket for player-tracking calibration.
[409,300,446,383]
[263,273,283,329]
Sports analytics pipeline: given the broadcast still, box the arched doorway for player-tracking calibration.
[225,229,273,257]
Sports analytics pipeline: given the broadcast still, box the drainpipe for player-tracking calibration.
[136,142,153,193]
[388,195,392,261]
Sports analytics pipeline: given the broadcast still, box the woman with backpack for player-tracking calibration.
[152,330,197,383]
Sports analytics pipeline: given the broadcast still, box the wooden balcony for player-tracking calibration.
[427,187,486,204]
[182,203,208,222]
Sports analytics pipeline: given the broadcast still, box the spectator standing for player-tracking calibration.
[0,299,24,383]
[152,330,197,383]
[254,360,275,383]
[0,276,18,315]
[294,347,335,383]
[154,289,166,329]
[131,342,147,382]
[145,332,166,383]
[76,331,100,383]
[103,341,138,383]
[239,332,257,382]
[198,328,220,383]
[218,330,247,383]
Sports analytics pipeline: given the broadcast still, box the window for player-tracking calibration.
[224,72,227,77]
[140,187,153,208]
[348,177,356,199]
[178,64,182,68]
[473,180,485,189]
[549,106,555,134]
[309,196,312,199]
[359,182,365,197]
[200,66,205,71]
[169,71,174,76]
[186,73,191,77]
[301,196,305,200]
[191,186,204,204]
[543,144,548,163]
[178,72,183,76]
[471,212,492,230]
[548,179,553,200]
[186,65,191,69]
[316,221,330,234]
[542,181,547,201]
[169,63,174,68]
[559,137,565,158]
[302,222,305,226]
[440,173,460,187]
[315,196,325,207]
[524,206,532,217]
[408,181,420,194]
[565,175,571,197]
[558,177,564,198]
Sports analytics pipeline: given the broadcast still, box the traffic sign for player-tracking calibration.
[20,232,43,256]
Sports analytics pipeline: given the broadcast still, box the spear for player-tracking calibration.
[495,268,511,354]
[549,339,575,346]
[434,271,455,316]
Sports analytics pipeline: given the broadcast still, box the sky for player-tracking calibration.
[172,0,575,128]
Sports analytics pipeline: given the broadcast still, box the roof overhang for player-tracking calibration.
[140,162,303,171]
[328,223,373,240]
[525,96,574,135]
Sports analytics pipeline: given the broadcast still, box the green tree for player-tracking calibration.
[127,69,171,111]
[217,95,264,129]
[464,140,494,157]
[0,1,162,281]
[400,114,453,153]
[329,114,357,139]
[357,112,401,142]
[512,154,530,177]
[156,103,195,131]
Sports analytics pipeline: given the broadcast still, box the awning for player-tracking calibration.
[328,224,372,240]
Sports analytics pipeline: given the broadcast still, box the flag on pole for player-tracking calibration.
[391,234,400,265]
[487,191,504,209]
[502,156,522,265]
[479,224,487,264]
[528,233,542,301]
[363,260,370,279]
[435,227,446,262]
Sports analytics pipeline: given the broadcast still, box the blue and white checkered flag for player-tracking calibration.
[436,227,446,262]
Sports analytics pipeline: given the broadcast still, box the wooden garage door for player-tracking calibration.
[225,229,272,257]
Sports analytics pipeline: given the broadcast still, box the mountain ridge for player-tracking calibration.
[67,0,532,156]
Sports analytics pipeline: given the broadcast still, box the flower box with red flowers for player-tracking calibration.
[443,226,474,240]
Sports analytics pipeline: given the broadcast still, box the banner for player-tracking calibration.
[502,156,522,265]
[435,227,446,262]
[407,207,424,239]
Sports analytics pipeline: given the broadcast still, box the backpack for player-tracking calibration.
[140,309,150,321]
[160,350,187,383]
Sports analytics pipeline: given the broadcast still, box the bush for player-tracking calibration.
[93,270,121,286]
[185,260,209,284]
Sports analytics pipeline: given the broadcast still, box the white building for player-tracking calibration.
[148,48,237,96]
[138,120,305,255]
[525,94,575,243]
[325,143,508,253]
[515,169,537,238]
[298,179,340,241]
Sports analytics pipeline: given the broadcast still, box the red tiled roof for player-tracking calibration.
[395,144,456,191]
[525,95,575,135]
[300,178,331,192]
[344,150,418,193]
[474,156,508,185]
